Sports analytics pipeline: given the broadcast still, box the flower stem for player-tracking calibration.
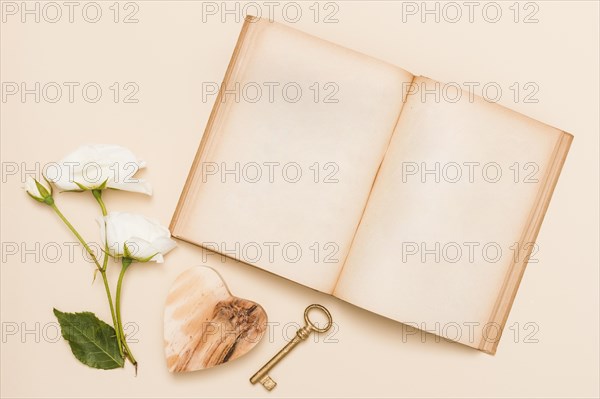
[50,200,123,362]
[50,203,102,271]
[116,257,137,372]
[93,189,107,215]
[91,190,124,359]
[100,270,123,358]
[92,190,109,272]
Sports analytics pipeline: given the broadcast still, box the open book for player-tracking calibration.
[170,16,572,354]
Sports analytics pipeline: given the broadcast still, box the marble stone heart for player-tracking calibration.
[164,266,267,372]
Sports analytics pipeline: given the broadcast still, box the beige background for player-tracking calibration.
[1,1,598,398]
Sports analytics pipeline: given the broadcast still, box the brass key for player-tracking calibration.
[250,304,333,391]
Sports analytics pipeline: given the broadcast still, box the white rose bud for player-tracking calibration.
[24,176,54,205]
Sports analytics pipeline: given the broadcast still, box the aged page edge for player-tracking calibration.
[170,16,258,235]
[331,75,416,296]
[479,131,573,354]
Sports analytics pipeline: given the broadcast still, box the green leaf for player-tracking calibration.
[97,179,109,190]
[53,308,124,369]
[34,179,50,198]
[59,189,85,193]
[43,176,54,196]
[26,191,45,202]
[136,252,158,263]
[123,243,133,259]
[74,181,93,191]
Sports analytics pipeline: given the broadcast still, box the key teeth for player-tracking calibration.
[261,376,277,391]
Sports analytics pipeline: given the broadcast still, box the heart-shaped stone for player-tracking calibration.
[164,266,267,372]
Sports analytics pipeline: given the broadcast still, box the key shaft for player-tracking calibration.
[250,325,311,388]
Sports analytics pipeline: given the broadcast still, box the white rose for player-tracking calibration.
[23,176,53,203]
[97,212,176,263]
[47,144,152,195]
